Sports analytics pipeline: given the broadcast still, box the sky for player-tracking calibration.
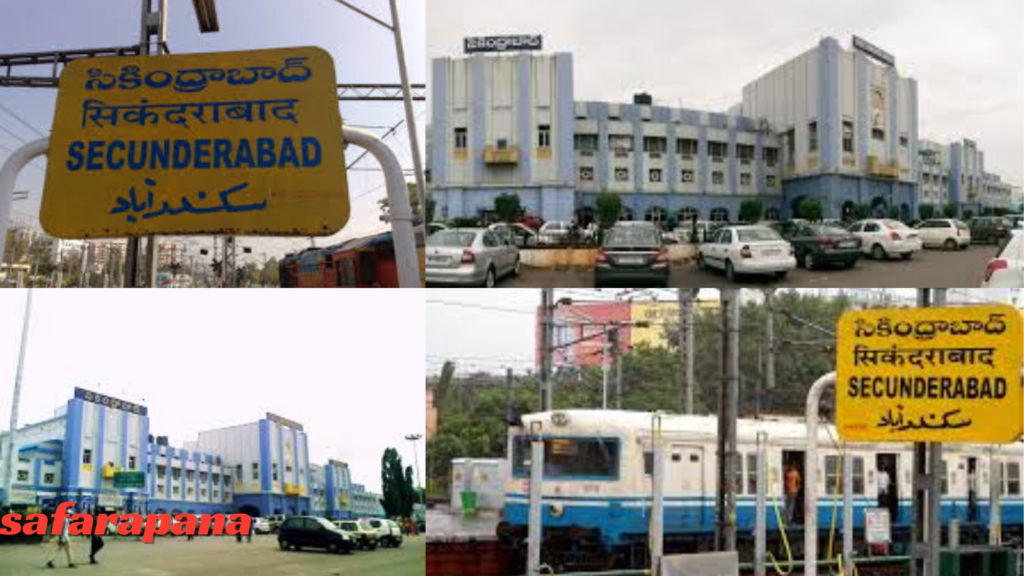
[427,0,1023,187]
[0,289,426,493]
[426,288,1024,377]
[0,0,425,263]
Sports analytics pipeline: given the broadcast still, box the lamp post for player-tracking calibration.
[2,289,32,508]
[404,433,423,517]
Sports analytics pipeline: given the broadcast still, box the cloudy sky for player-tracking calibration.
[0,0,425,261]
[0,290,425,493]
[428,0,1023,186]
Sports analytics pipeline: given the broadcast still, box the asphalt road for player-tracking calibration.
[0,533,424,576]
[499,244,1001,288]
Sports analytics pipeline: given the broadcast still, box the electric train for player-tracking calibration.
[495,410,1024,570]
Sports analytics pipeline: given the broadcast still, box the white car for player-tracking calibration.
[848,219,922,260]
[251,516,271,534]
[363,517,403,548]
[537,221,571,245]
[914,218,970,250]
[697,225,796,281]
[982,229,1023,288]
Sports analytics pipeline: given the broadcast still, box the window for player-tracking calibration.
[676,138,698,158]
[579,167,594,181]
[764,148,778,167]
[681,169,695,183]
[643,136,667,156]
[538,125,551,149]
[740,173,751,186]
[236,464,243,480]
[825,455,840,494]
[574,134,598,153]
[272,463,279,481]
[644,451,654,476]
[708,141,727,161]
[44,473,55,484]
[899,135,908,148]
[712,171,724,185]
[512,437,619,479]
[157,484,164,493]
[200,472,207,483]
[649,168,663,183]
[853,457,864,494]
[767,175,777,187]
[157,465,166,479]
[732,454,744,494]
[808,121,818,152]
[172,468,181,480]
[286,464,293,474]
[843,121,854,153]
[614,167,629,182]
[251,463,259,480]
[17,470,28,482]
[737,144,754,164]
[83,449,92,465]
[128,456,136,470]
[940,460,949,495]
[186,470,194,482]
[710,207,729,222]
[610,135,633,154]
[1006,462,1021,495]
[201,489,207,498]
[454,127,467,149]
[872,128,885,141]
[173,486,180,496]
[746,453,757,494]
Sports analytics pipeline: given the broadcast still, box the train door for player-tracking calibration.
[781,450,805,525]
[875,453,899,522]
[664,444,706,532]
[966,456,978,522]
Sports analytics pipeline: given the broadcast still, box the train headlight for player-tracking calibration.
[551,412,570,427]
[550,504,564,518]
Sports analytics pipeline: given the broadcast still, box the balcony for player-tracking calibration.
[867,156,899,179]
[483,146,519,165]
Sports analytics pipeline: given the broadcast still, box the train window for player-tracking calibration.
[852,457,864,494]
[825,455,865,494]
[358,251,377,285]
[825,455,840,495]
[512,437,620,480]
[732,455,744,494]
[690,454,700,463]
[1006,462,1021,495]
[341,260,357,287]
[940,460,949,495]
[746,453,757,494]
[672,453,682,463]
[644,452,653,476]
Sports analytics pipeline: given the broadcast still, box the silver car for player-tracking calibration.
[425,228,520,287]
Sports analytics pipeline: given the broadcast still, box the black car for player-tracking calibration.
[278,516,354,554]
[969,217,1012,245]
[595,224,670,287]
[785,224,862,270]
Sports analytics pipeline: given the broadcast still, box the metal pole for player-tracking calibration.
[2,289,33,508]
[0,138,48,267]
[680,289,696,414]
[804,371,838,576]
[79,241,89,287]
[505,368,514,427]
[717,289,739,551]
[388,0,429,235]
[989,449,1001,545]
[527,423,545,576]
[764,288,776,391]
[342,126,421,287]
[754,431,767,576]
[406,434,424,511]
[141,0,167,289]
[614,327,623,410]
[540,289,554,411]
[602,329,610,410]
[843,448,853,569]
[651,414,664,575]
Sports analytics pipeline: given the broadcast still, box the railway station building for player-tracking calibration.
[0,387,384,519]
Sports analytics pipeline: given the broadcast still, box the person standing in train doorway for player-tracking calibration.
[784,462,802,525]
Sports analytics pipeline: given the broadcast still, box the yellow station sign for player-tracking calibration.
[41,47,348,238]
[836,304,1023,443]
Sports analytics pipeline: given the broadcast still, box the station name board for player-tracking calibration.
[267,412,303,431]
[75,387,148,416]
[852,35,895,68]
[464,35,543,53]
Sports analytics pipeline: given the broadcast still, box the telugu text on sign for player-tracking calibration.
[41,47,348,238]
[836,305,1023,443]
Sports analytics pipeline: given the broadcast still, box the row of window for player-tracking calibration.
[154,483,231,501]
[576,135,778,165]
[580,166,777,188]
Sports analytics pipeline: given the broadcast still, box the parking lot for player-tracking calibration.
[498,244,1001,287]
[0,533,424,576]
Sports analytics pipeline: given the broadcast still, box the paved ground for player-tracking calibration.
[0,533,424,576]
[426,506,499,539]
[500,244,1000,288]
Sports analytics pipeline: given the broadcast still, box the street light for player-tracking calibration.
[191,0,219,32]
[404,433,424,518]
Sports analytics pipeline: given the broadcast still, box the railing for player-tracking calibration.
[483,146,519,165]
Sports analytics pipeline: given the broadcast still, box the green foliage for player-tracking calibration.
[851,203,872,220]
[796,199,823,221]
[261,257,279,287]
[379,183,434,223]
[494,194,523,224]
[739,200,764,223]
[886,206,901,220]
[963,209,975,220]
[381,448,415,518]
[448,217,480,228]
[595,192,622,231]
[918,204,935,220]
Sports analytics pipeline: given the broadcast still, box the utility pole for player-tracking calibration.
[715,289,739,552]
[602,328,611,410]
[612,327,622,409]
[539,289,554,411]
[763,288,775,392]
[505,368,514,428]
[2,289,32,508]
[679,289,697,414]
[79,241,89,287]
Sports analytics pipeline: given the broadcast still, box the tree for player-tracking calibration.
[378,183,435,223]
[963,209,975,220]
[918,204,935,220]
[494,193,522,224]
[942,202,959,218]
[739,200,764,223]
[260,257,279,287]
[381,448,412,518]
[852,203,872,220]
[796,199,823,221]
[595,193,622,238]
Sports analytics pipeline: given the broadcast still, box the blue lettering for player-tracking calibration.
[106,140,125,170]
[256,138,275,168]
[66,141,84,171]
[235,139,254,168]
[86,141,105,171]
[127,140,147,170]
[150,140,170,170]
[278,137,299,168]
[194,139,211,169]
[301,137,321,167]
[212,139,232,169]
[172,140,191,169]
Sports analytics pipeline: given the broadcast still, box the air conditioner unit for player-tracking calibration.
[614,168,629,181]
[681,171,694,183]
[580,167,594,181]
[650,170,662,182]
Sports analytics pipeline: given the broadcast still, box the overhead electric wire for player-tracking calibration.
[0,103,46,137]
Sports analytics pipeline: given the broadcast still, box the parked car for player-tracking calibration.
[761,219,808,239]
[914,218,970,250]
[488,222,538,248]
[266,514,287,534]
[363,518,403,548]
[969,216,1012,245]
[595,223,669,287]
[982,229,1023,288]
[427,222,448,236]
[537,221,572,245]
[697,225,795,281]
[1006,214,1023,229]
[673,220,723,243]
[785,224,862,269]
[278,516,353,554]
[425,228,520,287]
[335,520,379,550]
[251,517,272,534]
[848,219,922,260]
